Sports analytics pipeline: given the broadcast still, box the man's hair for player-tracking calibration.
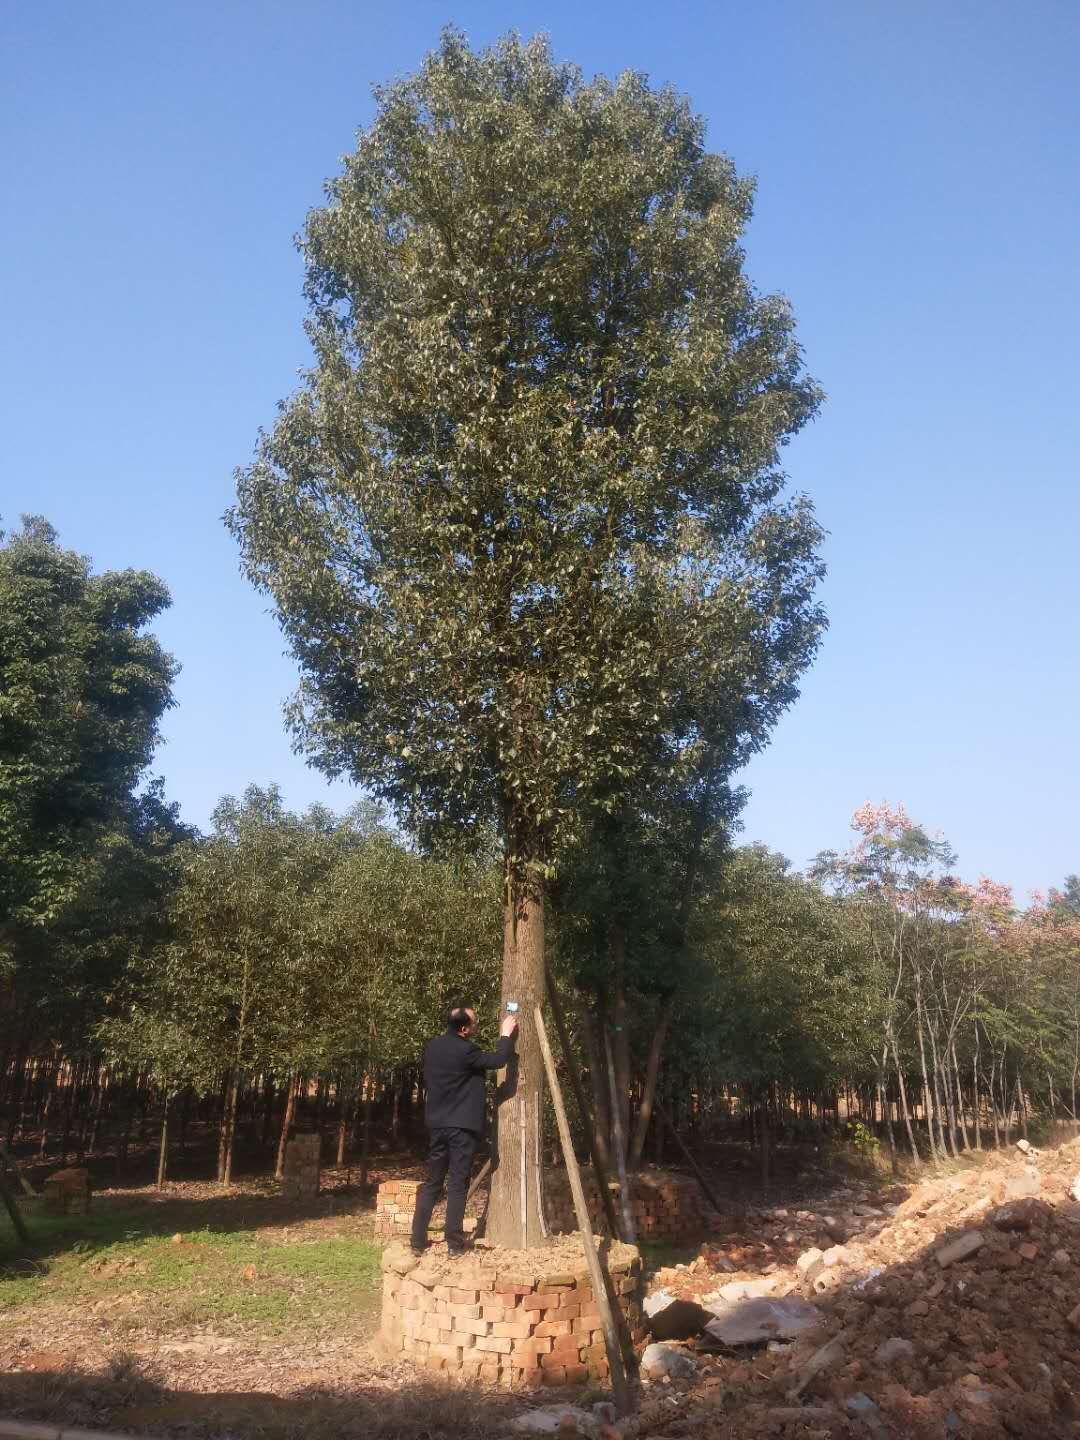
[447,1005,473,1034]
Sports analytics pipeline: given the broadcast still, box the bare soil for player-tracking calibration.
[4,1135,1080,1437]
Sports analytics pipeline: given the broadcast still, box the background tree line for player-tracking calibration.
[2,517,1077,1202]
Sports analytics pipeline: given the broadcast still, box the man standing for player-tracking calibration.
[410,1004,518,1256]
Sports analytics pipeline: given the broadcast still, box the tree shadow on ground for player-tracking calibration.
[0,1360,524,1440]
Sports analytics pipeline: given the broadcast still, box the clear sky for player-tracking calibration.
[4,1,1077,899]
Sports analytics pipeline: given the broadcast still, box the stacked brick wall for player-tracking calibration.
[543,1167,705,1241]
[376,1167,702,1243]
[280,1133,320,1200]
[42,1167,90,1216]
[375,1178,480,1240]
[380,1240,643,1387]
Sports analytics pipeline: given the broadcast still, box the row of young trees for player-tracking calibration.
[1,520,1075,1192]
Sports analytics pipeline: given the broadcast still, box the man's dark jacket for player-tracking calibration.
[423,1028,514,1134]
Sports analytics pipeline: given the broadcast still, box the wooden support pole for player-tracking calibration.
[652,1095,726,1215]
[535,1007,633,1417]
[0,1139,37,1197]
[0,1166,30,1244]
[465,1157,491,1207]
[543,964,623,1240]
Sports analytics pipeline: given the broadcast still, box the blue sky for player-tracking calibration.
[4,1,1077,898]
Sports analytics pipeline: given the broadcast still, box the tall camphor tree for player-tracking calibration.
[229,31,825,1246]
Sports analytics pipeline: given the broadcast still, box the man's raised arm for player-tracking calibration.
[467,1012,518,1070]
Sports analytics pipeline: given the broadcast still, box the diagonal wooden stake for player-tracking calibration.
[0,1140,37,1197]
[0,1166,30,1244]
[652,1095,725,1214]
[535,1006,633,1417]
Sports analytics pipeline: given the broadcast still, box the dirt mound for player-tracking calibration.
[623,1135,1080,1438]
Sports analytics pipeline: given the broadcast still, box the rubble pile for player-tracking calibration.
[519,1135,1080,1438]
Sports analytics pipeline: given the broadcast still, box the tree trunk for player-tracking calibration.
[629,996,673,1170]
[889,1029,921,1165]
[359,1074,375,1188]
[276,1073,298,1180]
[760,1087,771,1194]
[604,1027,635,1243]
[579,1001,612,1173]
[487,846,547,1250]
[157,1095,171,1189]
[220,1070,240,1185]
[336,1075,352,1167]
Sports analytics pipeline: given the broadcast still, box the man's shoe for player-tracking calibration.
[409,1243,429,1258]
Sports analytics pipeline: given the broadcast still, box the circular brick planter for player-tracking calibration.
[379,1238,644,1389]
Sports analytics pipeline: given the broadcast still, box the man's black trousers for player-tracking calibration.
[410,1125,478,1252]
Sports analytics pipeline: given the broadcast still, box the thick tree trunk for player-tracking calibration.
[487,849,547,1250]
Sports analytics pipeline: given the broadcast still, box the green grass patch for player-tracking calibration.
[0,1208,381,1336]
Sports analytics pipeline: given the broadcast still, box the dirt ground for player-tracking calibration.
[4,1135,1080,1437]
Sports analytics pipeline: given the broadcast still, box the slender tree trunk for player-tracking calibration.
[878,1049,898,1174]
[952,1044,971,1151]
[157,1094,171,1189]
[336,1075,352,1167]
[276,1073,299,1180]
[219,1070,241,1185]
[579,1000,612,1173]
[914,978,939,1161]
[487,840,546,1250]
[359,1074,374,1188]
[629,996,673,1170]
[604,1028,635,1243]
[889,1030,921,1165]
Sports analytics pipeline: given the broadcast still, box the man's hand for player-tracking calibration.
[500,1013,519,1039]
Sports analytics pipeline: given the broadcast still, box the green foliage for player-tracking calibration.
[103,787,505,1090]
[688,844,880,1092]
[0,517,182,1054]
[228,29,825,868]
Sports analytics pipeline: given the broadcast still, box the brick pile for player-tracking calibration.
[375,1167,703,1243]
[280,1133,320,1201]
[374,1179,480,1241]
[42,1166,90,1216]
[545,1167,705,1241]
[380,1236,644,1388]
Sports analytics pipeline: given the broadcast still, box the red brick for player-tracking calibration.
[495,1291,522,1308]
[550,1335,583,1358]
[513,1337,553,1357]
[533,1319,572,1338]
[492,1320,533,1339]
[428,1342,462,1363]
[450,1287,479,1305]
[522,1292,562,1310]
[475,1335,513,1354]
[557,1301,581,1319]
[563,1363,589,1383]
[453,1316,492,1337]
